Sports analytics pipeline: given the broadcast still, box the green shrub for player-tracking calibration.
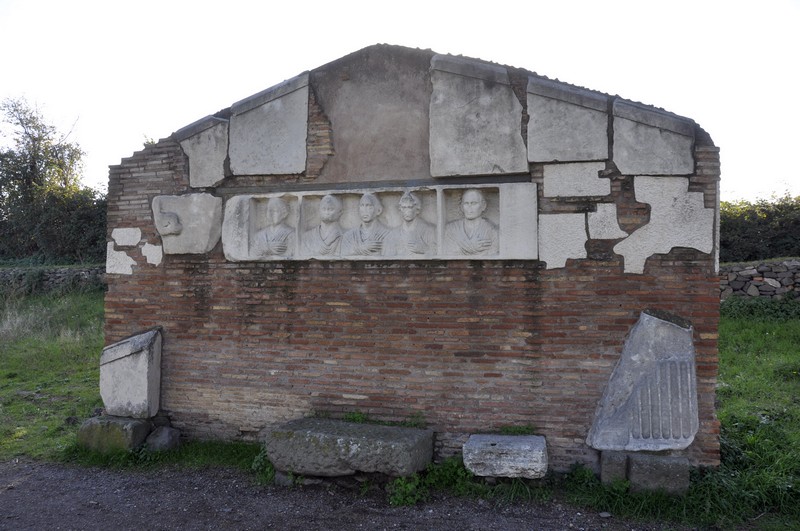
[720,194,800,262]
[388,474,428,506]
[251,446,276,484]
[721,293,800,321]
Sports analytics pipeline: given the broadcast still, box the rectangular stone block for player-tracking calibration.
[264,418,434,477]
[600,451,628,484]
[613,100,695,175]
[77,416,152,453]
[627,454,690,495]
[430,55,527,177]
[527,77,608,163]
[542,162,609,198]
[462,434,547,479]
[100,328,162,419]
[229,74,309,175]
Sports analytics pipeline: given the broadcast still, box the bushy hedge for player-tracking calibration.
[0,187,106,265]
[720,194,800,263]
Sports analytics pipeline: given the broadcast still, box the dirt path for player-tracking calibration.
[0,459,687,530]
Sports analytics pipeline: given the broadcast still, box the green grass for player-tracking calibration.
[2,289,800,528]
[61,439,263,473]
[0,289,105,459]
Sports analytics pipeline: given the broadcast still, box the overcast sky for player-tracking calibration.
[1,0,797,201]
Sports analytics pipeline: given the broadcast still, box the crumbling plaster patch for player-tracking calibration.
[105,242,136,275]
[111,227,141,247]
[142,243,163,266]
[538,213,587,269]
[613,176,714,274]
[588,203,628,240]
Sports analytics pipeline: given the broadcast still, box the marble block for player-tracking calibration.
[586,310,698,451]
[99,328,162,419]
[429,55,527,177]
[463,434,548,479]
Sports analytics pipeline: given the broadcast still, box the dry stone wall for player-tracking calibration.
[0,266,104,294]
[104,45,721,472]
[719,259,800,299]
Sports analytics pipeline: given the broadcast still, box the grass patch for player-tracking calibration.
[339,410,426,429]
[0,289,105,460]
[387,456,550,506]
[60,439,262,472]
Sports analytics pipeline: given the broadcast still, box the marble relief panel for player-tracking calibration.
[221,184,535,261]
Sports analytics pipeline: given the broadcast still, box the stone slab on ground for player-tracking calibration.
[263,418,433,477]
[462,434,548,479]
[77,416,152,453]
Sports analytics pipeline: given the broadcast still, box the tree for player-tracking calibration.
[0,97,105,263]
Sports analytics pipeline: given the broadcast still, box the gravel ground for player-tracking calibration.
[0,459,693,531]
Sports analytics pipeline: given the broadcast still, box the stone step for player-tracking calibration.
[263,418,433,477]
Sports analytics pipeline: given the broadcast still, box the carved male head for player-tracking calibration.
[398,191,422,222]
[318,194,343,223]
[460,189,487,220]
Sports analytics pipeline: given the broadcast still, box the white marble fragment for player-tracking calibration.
[588,204,628,240]
[498,183,538,259]
[613,100,695,175]
[142,243,163,266]
[111,227,142,247]
[463,435,548,479]
[429,55,527,177]
[543,162,608,197]
[106,242,136,275]
[613,177,714,274]
[527,77,608,162]
[222,184,538,261]
[538,213,587,269]
[587,311,698,451]
[100,328,162,419]
[152,193,222,254]
[229,74,309,175]
[176,116,229,188]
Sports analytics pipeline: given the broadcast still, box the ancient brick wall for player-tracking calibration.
[105,136,720,471]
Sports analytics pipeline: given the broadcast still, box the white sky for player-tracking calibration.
[1,0,798,201]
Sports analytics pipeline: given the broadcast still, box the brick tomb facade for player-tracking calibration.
[104,45,720,472]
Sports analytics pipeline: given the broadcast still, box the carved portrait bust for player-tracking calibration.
[302,194,344,256]
[253,197,295,257]
[341,193,390,256]
[444,188,498,256]
[384,191,436,257]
